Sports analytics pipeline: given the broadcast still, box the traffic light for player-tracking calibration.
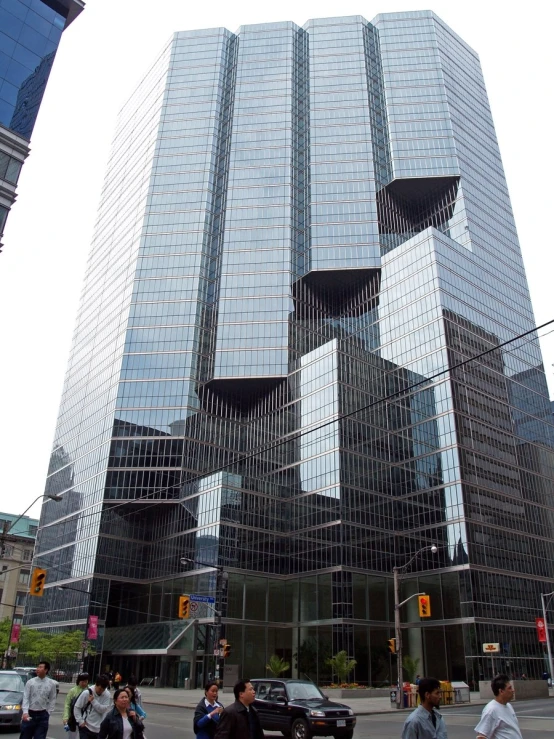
[418,595,431,617]
[178,595,190,619]
[223,644,231,658]
[388,638,396,653]
[29,568,47,597]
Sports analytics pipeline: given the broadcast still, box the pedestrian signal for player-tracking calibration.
[178,595,190,619]
[418,595,431,617]
[388,638,396,653]
[223,644,231,658]
[29,568,47,596]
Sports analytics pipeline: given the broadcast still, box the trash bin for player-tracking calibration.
[440,680,453,705]
[403,682,417,707]
[184,678,190,690]
[451,681,470,703]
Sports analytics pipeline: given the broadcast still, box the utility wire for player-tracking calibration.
[34,319,554,544]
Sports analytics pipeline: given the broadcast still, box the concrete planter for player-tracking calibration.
[323,688,391,699]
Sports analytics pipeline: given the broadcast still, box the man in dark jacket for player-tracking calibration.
[215,681,264,739]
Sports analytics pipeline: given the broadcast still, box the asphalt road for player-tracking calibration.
[11,696,553,739]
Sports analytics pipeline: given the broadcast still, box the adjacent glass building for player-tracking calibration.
[26,11,554,689]
[0,0,84,250]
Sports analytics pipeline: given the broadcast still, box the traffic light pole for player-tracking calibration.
[540,591,554,683]
[393,567,402,710]
[392,544,438,709]
[180,558,228,686]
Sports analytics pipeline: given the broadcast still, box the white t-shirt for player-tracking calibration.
[122,718,133,739]
[475,699,523,739]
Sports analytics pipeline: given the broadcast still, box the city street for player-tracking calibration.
[36,695,554,739]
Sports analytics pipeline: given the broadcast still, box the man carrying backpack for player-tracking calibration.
[63,674,90,738]
[73,675,111,739]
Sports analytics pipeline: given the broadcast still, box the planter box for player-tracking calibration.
[323,688,391,698]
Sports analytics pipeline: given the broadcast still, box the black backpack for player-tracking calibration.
[67,688,93,731]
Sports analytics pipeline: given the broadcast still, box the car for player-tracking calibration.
[251,679,356,739]
[0,670,25,730]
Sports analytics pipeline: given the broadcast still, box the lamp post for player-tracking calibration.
[540,591,554,683]
[1,494,62,667]
[393,544,438,709]
[180,557,228,684]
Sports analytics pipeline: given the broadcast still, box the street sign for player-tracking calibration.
[190,602,199,613]
[482,643,500,654]
[191,594,216,605]
[213,648,220,656]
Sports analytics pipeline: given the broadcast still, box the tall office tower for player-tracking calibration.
[0,0,84,251]
[28,11,554,688]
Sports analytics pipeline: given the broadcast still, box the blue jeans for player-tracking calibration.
[20,710,49,739]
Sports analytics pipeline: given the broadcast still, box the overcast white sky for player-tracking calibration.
[0,0,553,521]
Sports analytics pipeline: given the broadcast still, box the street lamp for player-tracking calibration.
[180,557,228,683]
[540,591,554,683]
[1,494,62,667]
[393,544,438,709]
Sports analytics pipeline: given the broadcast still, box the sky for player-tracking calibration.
[0,0,553,521]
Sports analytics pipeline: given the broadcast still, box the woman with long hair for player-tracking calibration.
[123,687,146,721]
[193,681,224,739]
[98,689,144,739]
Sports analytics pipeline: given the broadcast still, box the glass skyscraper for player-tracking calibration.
[27,11,554,689]
[0,0,84,250]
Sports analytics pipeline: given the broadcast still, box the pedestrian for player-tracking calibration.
[215,680,264,739]
[415,675,421,686]
[126,677,142,707]
[194,681,224,739]
[63,673,90,738]
[123,687,146,722]
[74,674,111,739]
[402,677,447,739]
[98,689,144,739]
[475,674,522,739]
[20,661,57,739]
[113,672,122,690]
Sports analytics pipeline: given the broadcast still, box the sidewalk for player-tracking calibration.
[57,683,487,715]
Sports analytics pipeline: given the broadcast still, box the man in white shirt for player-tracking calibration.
[73,675,111,739]
[475,674,523,739]
[20,661,57,739]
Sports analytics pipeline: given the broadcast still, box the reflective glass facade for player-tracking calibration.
[0,0,84,247]
[28,12,554,688]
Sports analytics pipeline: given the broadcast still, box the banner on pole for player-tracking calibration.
[87,615,98,640]
[10,624,21,643]
[536,617,547,643]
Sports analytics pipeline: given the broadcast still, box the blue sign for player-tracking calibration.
[191,594,216,604]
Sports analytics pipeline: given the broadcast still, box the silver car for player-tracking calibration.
[0,671,25,729]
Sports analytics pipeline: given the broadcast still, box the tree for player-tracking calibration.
[402,655,420,683]
[325,650,357,684]
[266,655,290,677]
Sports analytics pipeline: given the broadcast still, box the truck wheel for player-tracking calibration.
[292,718,310,739]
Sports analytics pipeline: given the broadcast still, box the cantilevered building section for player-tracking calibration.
[0,0,84,251]
[28,11,554,687]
